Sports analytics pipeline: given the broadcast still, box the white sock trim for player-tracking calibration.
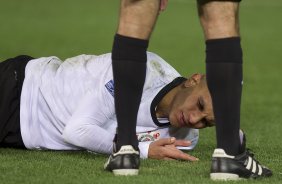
[212,149,235,159]
[113,145,139,156]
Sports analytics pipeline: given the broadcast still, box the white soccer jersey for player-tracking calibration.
[20,52,199,158]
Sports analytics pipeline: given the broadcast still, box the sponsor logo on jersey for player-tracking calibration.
[105,80,114,97]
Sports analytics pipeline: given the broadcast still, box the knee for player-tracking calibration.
[118,0,160,39]
[197,0,241,5]
[197,1,240,39]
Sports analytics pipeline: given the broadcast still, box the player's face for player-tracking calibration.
[169,79,215,129]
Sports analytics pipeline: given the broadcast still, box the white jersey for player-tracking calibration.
[20,52,199,158]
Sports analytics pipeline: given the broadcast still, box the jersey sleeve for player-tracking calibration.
[138,141,152,159]
[62,89,115,154]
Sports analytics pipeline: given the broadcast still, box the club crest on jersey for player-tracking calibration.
[105,80,114,97]
[137,131,160,142]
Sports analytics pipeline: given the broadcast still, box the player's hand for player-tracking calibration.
[148,137,199,161]
[159,0,168,12]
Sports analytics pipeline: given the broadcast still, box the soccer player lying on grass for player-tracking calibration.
[1,53,211,161]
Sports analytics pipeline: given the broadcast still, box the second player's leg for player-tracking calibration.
[105,0,161,176]
[197,0,272,180]
[114,0,160,150]
[198,0,241,158]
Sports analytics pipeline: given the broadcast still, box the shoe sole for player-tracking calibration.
[113,169,139,176]
[210,173,243,181]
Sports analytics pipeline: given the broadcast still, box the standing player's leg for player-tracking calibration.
[197,0,272,180]
[104,0,161,176]
[198,0,242,157]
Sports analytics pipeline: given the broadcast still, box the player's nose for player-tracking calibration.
[189,111,206,124]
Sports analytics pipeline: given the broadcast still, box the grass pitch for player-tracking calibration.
[1,0,282,183]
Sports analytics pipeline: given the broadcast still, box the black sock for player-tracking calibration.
[112,34,148,151]
[206,37,243,155]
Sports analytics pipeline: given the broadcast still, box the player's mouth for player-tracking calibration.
[178,112,195,127]
[178,112,186,127]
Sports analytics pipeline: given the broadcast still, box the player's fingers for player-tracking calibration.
[164,148,199,161]
[180,153,199,162]
[154,137,176,146]
[173,140,191,147]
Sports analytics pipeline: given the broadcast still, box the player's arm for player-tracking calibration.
[62,91,115,154]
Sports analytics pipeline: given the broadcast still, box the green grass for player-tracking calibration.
[1,0,282,183]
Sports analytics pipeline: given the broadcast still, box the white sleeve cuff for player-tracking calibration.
[138,141,152,159]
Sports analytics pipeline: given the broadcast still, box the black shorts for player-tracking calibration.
[0,55,34,148]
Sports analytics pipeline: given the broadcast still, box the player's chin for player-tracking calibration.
[169,115,180,127]
[172,119,185,127]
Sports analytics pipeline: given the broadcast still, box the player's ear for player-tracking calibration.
[184,73,203,88]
